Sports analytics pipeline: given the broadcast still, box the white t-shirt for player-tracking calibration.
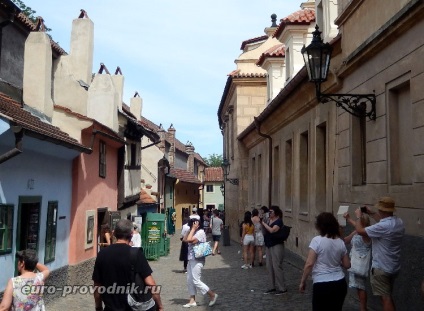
[181,223,190,238]
[309,235,347,283]
[131,232,141,247]
[187,229,207,261]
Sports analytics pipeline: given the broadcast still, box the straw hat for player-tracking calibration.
[375,197,396,212]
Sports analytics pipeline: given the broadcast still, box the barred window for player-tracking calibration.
[0,204,14,255]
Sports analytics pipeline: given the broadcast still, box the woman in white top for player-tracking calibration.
[0,249,50,311]
[183,219,218,308]
[299,212,351,311]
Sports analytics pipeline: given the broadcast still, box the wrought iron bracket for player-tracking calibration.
[317,86,376,120]
[226,178,239,186]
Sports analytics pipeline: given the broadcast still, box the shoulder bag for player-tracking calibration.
[348,247,371,277]
[193,241,213,259]
[127,247,155,311]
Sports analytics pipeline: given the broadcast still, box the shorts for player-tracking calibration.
[212,235,221,242]
[349,271,366,290]
[370,268,397,296]
[243,234,254,246]
[255,233,264,246]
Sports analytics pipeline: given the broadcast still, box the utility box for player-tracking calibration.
[142,213,165,260]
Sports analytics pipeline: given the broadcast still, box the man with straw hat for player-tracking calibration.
[344,197,404,311]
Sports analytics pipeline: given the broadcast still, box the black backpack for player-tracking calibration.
[128,247,153,310]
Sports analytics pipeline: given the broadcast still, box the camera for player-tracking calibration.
[360,206,367,213]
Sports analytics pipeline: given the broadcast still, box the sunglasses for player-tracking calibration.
[269,210,274,214]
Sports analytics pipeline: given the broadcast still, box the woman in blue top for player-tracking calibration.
[299,212,351,311]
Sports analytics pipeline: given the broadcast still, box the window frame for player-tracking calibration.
[44,201,58,263]
[206,185,214,193]
[99,140,106,178]
[0,204,14,255]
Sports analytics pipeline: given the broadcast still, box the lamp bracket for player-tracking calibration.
[317,89,376,121]
[226,178,239,186]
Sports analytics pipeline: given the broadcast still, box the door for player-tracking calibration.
[16,196,41,275]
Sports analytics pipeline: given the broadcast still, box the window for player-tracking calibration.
[299,131,309,215]
[0,204,14,254]
[206,185,214,193]
[352,115,367,185]
[44,202,58,263]
[273,146,280,204]
[316,123,327,213]
[285,139,293,211]
[388,80,412,185]
[99,140,106,178]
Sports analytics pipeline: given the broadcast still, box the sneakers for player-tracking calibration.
[274,289,288,295]
[241,264,252,269]
[209,293,218,307]
[183,301,197,308]
[263,289,276,294]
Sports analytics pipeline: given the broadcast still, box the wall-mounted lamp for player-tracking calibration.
[221,158,239,185]
[220,184,225,196]
[301,25,376,120]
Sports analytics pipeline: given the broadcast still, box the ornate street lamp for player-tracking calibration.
[301,25,376,120]
[221,158,239,185]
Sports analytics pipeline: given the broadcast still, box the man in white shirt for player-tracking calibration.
[189,207,200,220]
[345,197,405,311]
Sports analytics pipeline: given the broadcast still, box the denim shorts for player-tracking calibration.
[212,235,221,242]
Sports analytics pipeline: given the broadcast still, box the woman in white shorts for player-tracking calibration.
[252,208,264,266]
[241,211,255,269]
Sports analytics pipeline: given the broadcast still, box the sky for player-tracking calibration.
[22,0,304,159]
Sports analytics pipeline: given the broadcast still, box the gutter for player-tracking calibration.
[254,117,272,208]
[0,126,23,164]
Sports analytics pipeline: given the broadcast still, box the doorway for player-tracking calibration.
[16,196,41,275]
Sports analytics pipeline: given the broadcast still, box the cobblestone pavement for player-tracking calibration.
[46,234,360,311]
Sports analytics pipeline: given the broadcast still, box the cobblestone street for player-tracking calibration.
[46,234,360,310]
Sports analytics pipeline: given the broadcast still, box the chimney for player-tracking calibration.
[111,67,124,111]
[301,1,315,10]
[70,10,94,85]
[23,28,54,120]
[167,124,176,168]
[264,14,278,37]
[87,70,119,132]
[157,124,166,154]
[53,10,93,116]
[185,141,195,173]
[130,92,142,121]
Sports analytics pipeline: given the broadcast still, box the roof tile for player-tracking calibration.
[169,168,202,184]
[0,93,90,152]
[204,167,223,182]
[273,8,316,38]
[256,44,285,66]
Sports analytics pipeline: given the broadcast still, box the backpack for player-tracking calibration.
[127,247,155,311]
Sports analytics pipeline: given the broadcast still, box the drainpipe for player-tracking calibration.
[0,127,23,164]
[254,117,272,208]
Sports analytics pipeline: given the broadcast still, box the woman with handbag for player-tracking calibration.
[182,219,218,308]
[261,205,288,295]
[344,209,371,311]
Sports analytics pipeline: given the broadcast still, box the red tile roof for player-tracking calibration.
[0,93,90,153]
[256,44,285,66]
[137,189,157,204]
[240,35,268,50]
[273,8,315,38]
[169,168,202,184]
[228,70,267,78]
[204,167,223,182]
